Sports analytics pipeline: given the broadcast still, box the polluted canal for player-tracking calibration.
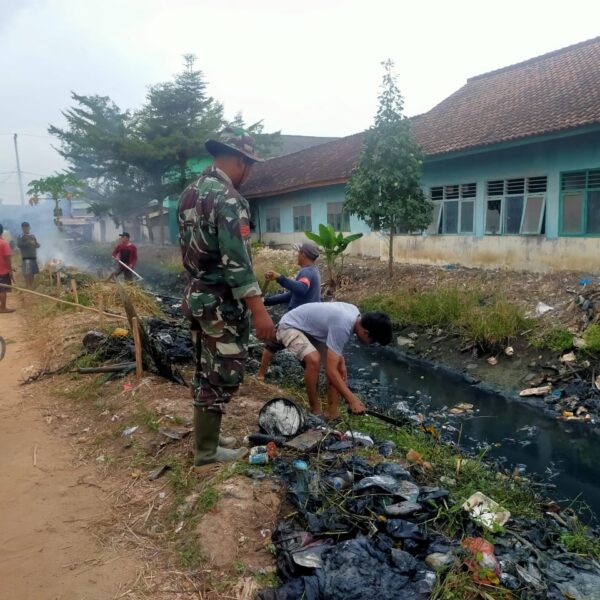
[343,340,600,518]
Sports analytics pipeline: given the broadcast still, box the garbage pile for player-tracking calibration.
[250,399,600,600]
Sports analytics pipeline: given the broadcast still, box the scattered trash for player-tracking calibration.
[573,336,587,348]
[504,346,514,356]
[284,429,327,451]
[122,425,139,436]
[158,426,192,440]
[249,453,269,465]
[396,336,415,348]
[579,277,593,286]
[378,440,396,456]
[406,448,432,470]
[425,551,456,571]
[448,402,474,415]
[487,356,498,365]
[343,430,374,447]
[520,385,552,397]
[148,464,171,481]
[536,301,554,315]
[259,397,306,437]
[560,351,577,363]
[462,492,510,530]
[113,327,129,337]
[461,537,501,585]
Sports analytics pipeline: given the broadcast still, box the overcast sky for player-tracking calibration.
[1,0,599,205]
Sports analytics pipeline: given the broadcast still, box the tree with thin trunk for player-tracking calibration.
[345,60,432,276]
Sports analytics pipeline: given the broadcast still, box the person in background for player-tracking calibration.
[16,222,40,288]
[256,241,322,380]
[0,224,15,313]
[177,126,275,467]
[276,302,392,419]
[109,232,138,281]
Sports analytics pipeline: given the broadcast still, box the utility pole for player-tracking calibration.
[13,133,25,206]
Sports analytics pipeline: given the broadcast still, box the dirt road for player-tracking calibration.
[0,310,139,600]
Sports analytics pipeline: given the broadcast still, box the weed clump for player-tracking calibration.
[530,326,573,353]
[582,324,600,354]
[361,288,529,349]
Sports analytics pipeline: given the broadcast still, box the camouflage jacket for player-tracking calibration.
[177,167,261,314]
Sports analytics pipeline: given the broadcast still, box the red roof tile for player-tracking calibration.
[243,37,600,198]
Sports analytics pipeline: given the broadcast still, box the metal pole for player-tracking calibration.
[13,133,25,206]
[115,258,144,280]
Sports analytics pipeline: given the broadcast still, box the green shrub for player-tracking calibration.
[462,299,530,348]
[530,327,573,352]
[583,324,600,354]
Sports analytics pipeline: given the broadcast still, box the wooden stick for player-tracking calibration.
[56,272,61,291]
[98,295,105,328]
[33,445,38,467]
[70,279,80,310]
[0,282,126,319]
[132,317,143,379]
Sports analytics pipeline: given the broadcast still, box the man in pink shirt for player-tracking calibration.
[0,224,15,313]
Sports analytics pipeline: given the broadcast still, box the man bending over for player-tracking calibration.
[277,302,392,419]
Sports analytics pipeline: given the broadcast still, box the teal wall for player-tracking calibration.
[421,129,600,239]
[251,129,600,240]
[253,184,371,238]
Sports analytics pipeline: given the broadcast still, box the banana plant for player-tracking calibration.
[305,224,363,288]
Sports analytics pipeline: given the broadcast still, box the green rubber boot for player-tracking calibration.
[193,408,247,466]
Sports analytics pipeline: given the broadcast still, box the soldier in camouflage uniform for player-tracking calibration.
[178,127,275,466]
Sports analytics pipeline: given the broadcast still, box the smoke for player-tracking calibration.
[0,199,97,272]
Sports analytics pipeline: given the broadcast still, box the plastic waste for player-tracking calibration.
[536,301,554,315]
[291,459,310,507]
[325,471,354,491]
[462,491,510,529]
[249,452,269,465]
[343,431,374,447]
[461,537,500,585]
[259,397,307,437]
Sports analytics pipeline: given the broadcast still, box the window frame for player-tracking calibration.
[264,207,281,233]
[559,169,600,237]
[326,202,351,232]
[293,204,312,233]
[428,183,476,235]
[484,176,547,236]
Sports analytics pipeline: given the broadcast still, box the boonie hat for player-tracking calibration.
[205,126,263,163]
[293,241,320,260]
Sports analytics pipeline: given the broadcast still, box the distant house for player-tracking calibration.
[242,37,600,272]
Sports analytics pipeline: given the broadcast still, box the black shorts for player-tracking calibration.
[265,340,285,353]
[0,273,11,292]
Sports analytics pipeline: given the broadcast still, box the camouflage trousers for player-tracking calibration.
[186,292,250,412]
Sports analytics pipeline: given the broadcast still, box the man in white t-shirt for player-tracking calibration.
[276,302,392,420]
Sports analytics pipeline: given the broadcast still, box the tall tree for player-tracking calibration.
[345,60,432,276]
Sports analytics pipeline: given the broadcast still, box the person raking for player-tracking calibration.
[109,233,138,281]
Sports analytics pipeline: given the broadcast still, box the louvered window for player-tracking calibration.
[293,205,312,232]
[428,183,476,235]
[327,202,351,232]
[485,176,546,235]
[560,169,600,235]
[265,208,281,233]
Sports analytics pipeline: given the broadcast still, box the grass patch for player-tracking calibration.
[176,536,204,569]
[136,403,161,432]
[361,288,530,349]
[529,326,573,353]
[582,324,600,354]
[559,519,600,560]
[462,299,529,347]
[431,566,514,600]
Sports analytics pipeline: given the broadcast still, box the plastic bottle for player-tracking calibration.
[250,445,268,456]
[248,453,269,465]
[326,471,354,491]
[292,459,310,506]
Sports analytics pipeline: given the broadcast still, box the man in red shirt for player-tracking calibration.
[0,224,15,313]
[109,232,138,281]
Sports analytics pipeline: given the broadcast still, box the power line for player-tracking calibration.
[0,132,54,139]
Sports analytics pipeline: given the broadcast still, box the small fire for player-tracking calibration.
[47,258,65,271]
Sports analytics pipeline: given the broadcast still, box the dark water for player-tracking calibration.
[345,341,600,517]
